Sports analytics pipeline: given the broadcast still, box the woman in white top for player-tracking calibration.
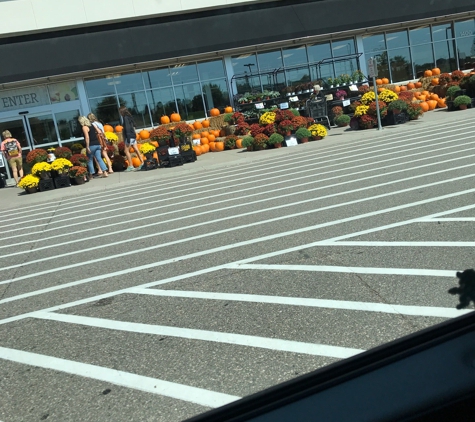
[87,113,113,173]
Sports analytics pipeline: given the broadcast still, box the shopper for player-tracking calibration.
[1,130,23,185]
[119,106,143,171]
[87,112,113,173]
[78,116,108,178]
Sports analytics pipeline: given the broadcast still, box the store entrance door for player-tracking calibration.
[0,112,59,154]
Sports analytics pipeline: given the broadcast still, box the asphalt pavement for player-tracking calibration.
[0,108,474,422]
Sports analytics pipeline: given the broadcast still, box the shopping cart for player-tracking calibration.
[305,96,331,129]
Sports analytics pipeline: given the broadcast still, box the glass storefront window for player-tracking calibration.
[28,114,58,147]
[234,76,261,94]
[89,96,120,126]
[232,53,258,75]
[47,81,79,103]
[307,42,332,64]
[148,87,176,126]
[55,110,81,141]
[202,79,230,111]
[198,60,226,80]
[432,23,453,42]
[175,83,205,120]
[332,39,355,57]
[285,66,310,87]
[0,119,28,150]
[363,34,386,54]
[434,40,457,73]
[386,30,409,50]
[114,72,145,94]
[411,44,434,77]
[171,63,199,85]
[454,18,475,38]
[389,47,412,81]
[375,52,390,81]
[119,92,151,128]
[455,35,475,69]
[282,46,308,66]
[261,71,285,92]
[410,26,431,45]
[84,77,116,98]
[145,67,172,89]
[258,50,283,71]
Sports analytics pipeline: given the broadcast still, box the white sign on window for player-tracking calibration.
[289,96,299,102]
[342,99,351,107]
[279,102,289,109]
[192,139,200,146]
[285,137,298,147]
[255,102,264,109]
[168,147,179,155]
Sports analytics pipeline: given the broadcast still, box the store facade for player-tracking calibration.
[0,0,474,151]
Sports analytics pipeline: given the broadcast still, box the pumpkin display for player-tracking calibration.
[215,141,224,152]
[415,81,422,88]
[427,99,438,110]
[437,98,446,108]
[115,125,123,133]
[170,112,181,122]
[376,78,383,85]
[210,108,220,117]
[236,138,243,149]
[431,67,441,75]
[201,144,209,153]
[393,85,401,93]
[200,137,209,145]
[224,106,233,113]
[399,85,407,91]
[209,141,216,152]
[381,77,389,85]
[193,145,202,156]
[103,124,114,133]
[429,93,439,101]
[419,101,429,112]
[131,157,141,167]
[201,131,210,139]
[407,82,415,90]
[139,129,150,140]
[431,78,439,86]
[424,69,433,77]
[207,134,216,142]
[192,133,201,139]
[201,119,210,128]
[150,141,159,148]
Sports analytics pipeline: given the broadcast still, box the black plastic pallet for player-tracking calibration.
[39,178,55,192]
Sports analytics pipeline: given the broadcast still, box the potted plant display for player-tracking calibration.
[17,174,40,194]
[295,127,311,143]
[267,133,284,148]
[241,135,254,151]
[335,89,347,100]
[252,133,269,150]
[31,162,52,179]
[308,123,328,140]
[69,165,88,184]
[26,148,48,165]
[139,142,156,159]
[51,158,73,176]
[352,70,366,83]
[453,95,471,110]
[334,114,351,127]
[446,85,463,100]
[387,99,408,114]
[277,119,295,136]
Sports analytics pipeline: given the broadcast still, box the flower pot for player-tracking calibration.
[74,176,85,185]
[25,186,38,194]
[299,137,309,143]
[312,136,323,141]
[459,104,468,110]
[274,143,282,148]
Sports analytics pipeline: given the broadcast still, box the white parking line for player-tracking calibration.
[0,346,239,408]
[128,288,469,318]
[32,312,364,359]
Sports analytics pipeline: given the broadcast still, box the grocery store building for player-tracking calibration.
[0,0,474,153]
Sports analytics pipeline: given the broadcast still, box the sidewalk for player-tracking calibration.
[1,107,473,211]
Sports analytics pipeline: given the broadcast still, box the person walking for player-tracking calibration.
[87,112,113,173]
[119,106,143,171]
[78,116,108,178]
[1,130,23,185]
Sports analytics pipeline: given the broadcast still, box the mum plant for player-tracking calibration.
[252,133,268,150]
[334,89,347,100]
[378,89,399,104]
[354,104,370,117]
[406,103,424,120]
[53,146,72,159]
[450,70,465,81]
[250,123,265,137]
[70,153,88,167]
[139,143,156,155]
[69,166,88,178]
[274,109,295,123]
[360,91,376,105]
[277,119,295,135]
[31,162,52,177]
[172,123,193,138]
[105,131,119,143]
[334,114,351,127]
[308,124,327,139]
[51,158,73,172]
[267,133,284,146]
[359,114,377,129]
[71,143,84,154]
[149,125,171,141]
[241,135,254,149]
[387,99,408,112]
[453,95,471,108]
[446,85,463,100]
[295,127,311,140]
[259,111,276,125]
[332,106,344,117]
[291,116,308,129]
[224,135,238,149]
[26,148,48,165]
[438,73,452,85]
[234,121,251,136]
[352,70,366,82]
[262,123,276,136]
[17,174,40,189]
[368,101,388,118]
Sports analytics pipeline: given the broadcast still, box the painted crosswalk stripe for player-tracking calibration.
[128,288,468,318]
[32,312,363,359]
[0,346,239,408]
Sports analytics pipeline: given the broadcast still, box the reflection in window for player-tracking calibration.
[389,48,412,81]
[386,30,409,49]
[411,44,434,77]
[261,71,285,92]
[28,114,58,146]
[119,92,151,128]
[258,49,283,72]
[114,72,145,94]
[145,67,172,89]
[89,96,120,126]
[232,53,258,75]
[455,18,475,38]
[455,35,475,70]
[410,26,431,45]
[84,77,116,98]
[235,75,261,94]
[332,39,355,56]
[202,79,230,112]
[432,23,453,42]
[286,65,310,86]
[0,119,28,150]
[363,34,386,54]
[282,46,308,66]
[307,42,331,63]
[198,60,226,80]
[171,63,199,84]
[375,52,390,81]
[175,83,205,120]
[55,110,81,141]
[434,40,457,73]
[148,87,176,126]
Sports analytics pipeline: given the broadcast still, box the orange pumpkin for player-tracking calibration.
[193,120,202,130]
[422,90,430,96]
[103,124,114,133]
[209,141,216,152]
[200,137,209,145]
[376,78,383,85]
[160,115,170,124]
[170,112,181,122]
[201,144,209,153]
[129,146,135,153]
[399,85,407,91]
[192,133,201,139]
[202,119,210,128]
[393,85,401,93]
[381,77,389,85]
[419,101,429,112]
[431,67,441,75]
[415,81,422,88]
[201,131,210,139]
[210,108,220,117]
[377,87,385,93]
[131,157,141,167]
[424,70,433,77]
[431,78,439,86]
[215,141,224,152]
[236,138,243,148]
[193,145,202,156]
[407,82,415,90]
[427,100,437,110]
[150,141,159,148]
[115,125,123,133]
[418,94,427,101]
[437,98,446,108]
[429,93,439,101]
[139,129,150,140]
[207,134,216,142]
[224,106,233,113]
